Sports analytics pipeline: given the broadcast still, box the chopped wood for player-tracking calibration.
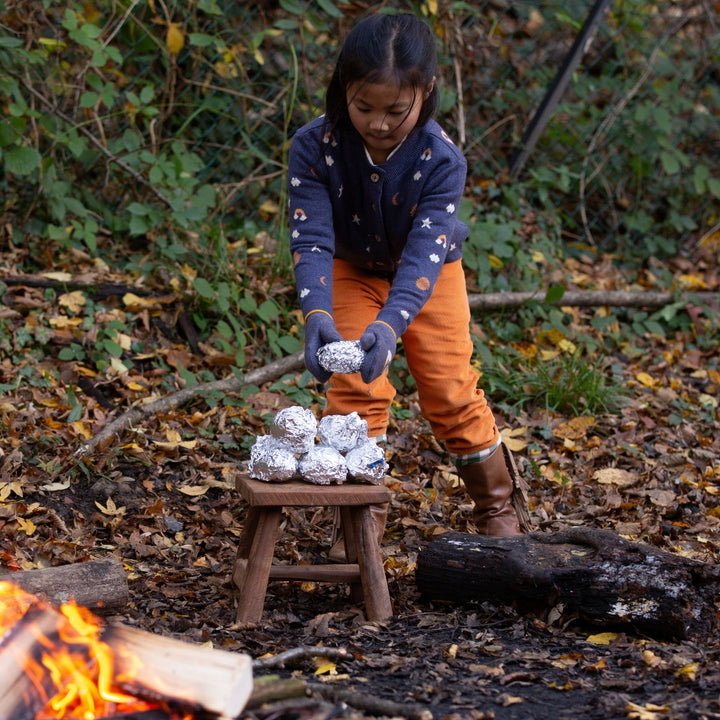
[416,527,720,641]
[102,623,253,720]
[0,556,129,614]
[0,604,65,720]
[0,594,252,720]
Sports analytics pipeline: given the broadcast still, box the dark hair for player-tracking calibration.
[325,13,438,129]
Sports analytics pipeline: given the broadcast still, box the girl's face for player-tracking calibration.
[346,79,432,164]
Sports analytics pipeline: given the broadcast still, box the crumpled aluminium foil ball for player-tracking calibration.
[298,445,347,485]
[248,435,298,482]
[317,340,365,374]
[270,405,317,454]
[318,412,368,453]
[345,439,388,484]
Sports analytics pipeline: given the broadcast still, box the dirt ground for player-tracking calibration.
[3,399,720,720]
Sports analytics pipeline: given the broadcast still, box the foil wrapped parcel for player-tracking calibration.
[317,341,365,374]
[248,435,298,482]
[318,412,368,453]
[298,445,348,485]
[345,439,388,484]
[248,404,387,486]
[270,406,317,454]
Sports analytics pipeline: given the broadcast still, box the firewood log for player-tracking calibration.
[0,556,128,613]
[416,528,720,641]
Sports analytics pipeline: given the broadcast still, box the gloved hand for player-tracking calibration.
[304,310,343,382]
[359,321,397,384]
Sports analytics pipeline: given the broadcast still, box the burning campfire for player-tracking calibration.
[0,581,252,720]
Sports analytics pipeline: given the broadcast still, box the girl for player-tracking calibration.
[287,13,530,543]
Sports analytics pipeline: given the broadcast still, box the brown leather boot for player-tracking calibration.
[328,504,387,562]
[457,443,532,536]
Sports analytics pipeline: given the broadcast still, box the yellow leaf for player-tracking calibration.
[50,316,84,328]
[314,661,337,676]
[58,290,87,313]
[95,497,126,516]
[166,22,184,55]
[71,421,93,440]
[675,662,699,681]
[179,485,209,496]
[553,416,595,440]
[488,254,503,269]
[17,517,37,535]
[1,481,24,499]
[677,274,708,290]
[586,632,618,645]
[253,48,264,65]
[636,372,661,388]
[258,199,279,220]
[41,272,72,282]
[503,435,528,453]
[531,250,545,263]
[626,701,670,720]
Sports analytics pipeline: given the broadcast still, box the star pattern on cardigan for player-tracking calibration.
[288,117,468,337]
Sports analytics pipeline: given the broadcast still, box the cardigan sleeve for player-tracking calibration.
[375,145,468,337]
[287,125,335,319]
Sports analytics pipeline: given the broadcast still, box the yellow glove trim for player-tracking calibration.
[373,320,397,340]
[304,309,333,322]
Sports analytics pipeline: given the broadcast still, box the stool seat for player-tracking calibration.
[233,474,393,624]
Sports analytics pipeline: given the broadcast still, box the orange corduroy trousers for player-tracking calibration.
[325,258,499,457]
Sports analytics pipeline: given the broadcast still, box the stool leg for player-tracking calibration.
[339,507,362,602]
[235,507,281,624]
[349,507,393,620]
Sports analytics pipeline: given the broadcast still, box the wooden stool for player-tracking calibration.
[233,474,393,624]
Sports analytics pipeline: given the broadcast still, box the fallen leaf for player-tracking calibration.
[593,468,637,487]
[586,632,618,645]
[95,498,126,516]
[58,290,86,313]
[178,485,209,496]
[40,480,71,492]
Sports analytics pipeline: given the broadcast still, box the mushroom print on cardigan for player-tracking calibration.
[287,116,469,339]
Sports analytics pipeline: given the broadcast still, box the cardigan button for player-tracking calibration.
[370,173,380,183]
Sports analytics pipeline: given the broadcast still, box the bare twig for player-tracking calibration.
[467,288,719,311]
[252,646,350,671]
[11,71,172,208]
[307,683,433,720]
[76,351,305,456]
[73,287,719,455]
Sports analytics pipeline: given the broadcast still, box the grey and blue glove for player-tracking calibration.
[359,321,397,384]
[304,310,343,382]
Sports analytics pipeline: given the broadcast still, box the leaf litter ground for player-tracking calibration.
[1,256,720,719]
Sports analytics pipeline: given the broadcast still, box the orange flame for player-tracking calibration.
[0,581,155,719]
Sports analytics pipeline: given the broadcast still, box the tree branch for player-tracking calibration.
[76,351,305,457]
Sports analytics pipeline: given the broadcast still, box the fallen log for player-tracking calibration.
[415,527,720,641]
[0,556,128,613]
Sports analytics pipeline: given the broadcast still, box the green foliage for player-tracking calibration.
[1,0,718,376]
[476,341,628,417]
